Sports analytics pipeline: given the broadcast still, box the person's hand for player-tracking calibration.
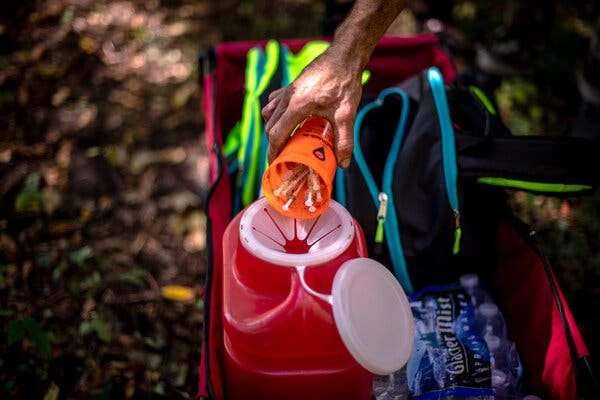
[262,0,407,168]
[261,48,363,169]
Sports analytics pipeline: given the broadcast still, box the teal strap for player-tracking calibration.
[335,167,347,207]
[352,88,413,294]
[428,67,461,255]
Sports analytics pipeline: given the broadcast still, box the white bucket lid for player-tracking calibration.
[332,258,415,375]
[239,197,355,267]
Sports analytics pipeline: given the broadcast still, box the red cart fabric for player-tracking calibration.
[198,34,595,400]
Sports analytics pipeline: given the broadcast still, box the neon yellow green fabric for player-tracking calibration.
[476,177,592,192]
[287,41,329,82]
[223,39,372,209]
[285,41,371,84]
[469,85,496,115]
[239,40,281,206]
[453,227,462,255]
[375,219,384,243]
[223,121,241,158]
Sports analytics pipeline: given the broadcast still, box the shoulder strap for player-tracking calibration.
[448,87,600,194]
[457,134,599,194]
[336,87,413,292]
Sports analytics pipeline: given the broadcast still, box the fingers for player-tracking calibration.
[262,92,356,167]
[261,88,284,122]
[262,71,361,167]
[261,97,278,122]
[262,91,287,163]
[263,86,308,164]
[334,116,354,169]
[267,110,305,164]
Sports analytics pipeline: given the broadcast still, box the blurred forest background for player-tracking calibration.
[0,0,598,398]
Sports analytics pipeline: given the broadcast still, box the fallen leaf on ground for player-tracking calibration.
[161,285,195,302]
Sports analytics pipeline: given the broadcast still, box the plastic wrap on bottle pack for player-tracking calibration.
[459,273,492,310]
[374,276,525,400]
[406,285,495,399]
[460,274,524,399]
[485,334,523,399]
[373,367,410,400]
[477,302,508,339]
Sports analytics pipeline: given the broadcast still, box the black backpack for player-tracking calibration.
[335,66,599,398]
[336,66,599,292]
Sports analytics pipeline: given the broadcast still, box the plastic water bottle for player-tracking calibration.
[477,302,507,339]
[486,335,522,375]
[457,275,523,400]
[491,369,517,398]
[373,367,409,400]
[459,273,492,310]
[484,335,523,398]
[373,373,391,400]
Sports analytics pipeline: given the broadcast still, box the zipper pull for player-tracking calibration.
[453,209,462,255]
[374,192,388,254]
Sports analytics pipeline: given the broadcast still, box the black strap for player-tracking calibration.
[515,219,600,399]
[456,134,600,193]
[444,86,600,194]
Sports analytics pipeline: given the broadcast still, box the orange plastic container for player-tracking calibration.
[222,197,371,400]
[262,116,337,219]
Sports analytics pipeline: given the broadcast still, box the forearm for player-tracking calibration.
[330,0,407,72]
[262,0,408,167]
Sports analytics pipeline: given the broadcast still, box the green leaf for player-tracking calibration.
[80,315,112,343]
[67,278,81,296]
[52,260,68,281]
[25,173,41,191]
[0,309,15,317]
[59,6,75,26]
[152,382,165,395]
[81,271,102,289]
[8,319,25,346]
[0,88,15,106]
[0,263,6,286]
[91,383,113,400]
[69,246,94,267]
[144,336,166,350]
[37,253,51,268]
[43,381,60,400]
[14,173,43,213]
[118,268,147,287]
[22,316,51,357]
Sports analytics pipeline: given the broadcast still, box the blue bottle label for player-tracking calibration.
[407,285,495,399]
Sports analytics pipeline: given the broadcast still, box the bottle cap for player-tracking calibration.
[479,302,500,318]
[492,369,509,387]
[459,273,480,289]
[485,334,502,352]
[262,116,337,219]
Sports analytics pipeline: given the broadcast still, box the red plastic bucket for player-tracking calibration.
[222,197,413,400]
